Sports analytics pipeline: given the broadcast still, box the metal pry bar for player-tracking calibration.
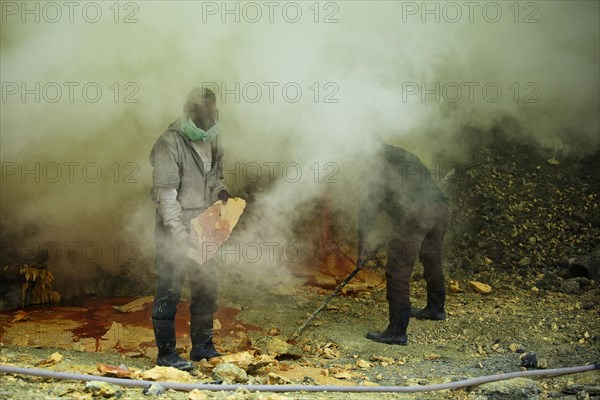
[290,248,381,341]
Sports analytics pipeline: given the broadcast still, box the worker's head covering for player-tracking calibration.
[181,87,220,141]
[183,87,216,116]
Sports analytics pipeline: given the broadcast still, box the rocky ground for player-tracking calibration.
[0,270,598,400]
[1,134,599,399]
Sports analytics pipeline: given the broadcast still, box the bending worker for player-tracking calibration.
[358,140,450,345]
[149,87,231,370]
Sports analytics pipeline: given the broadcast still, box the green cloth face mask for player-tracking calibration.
[181,118,221,142]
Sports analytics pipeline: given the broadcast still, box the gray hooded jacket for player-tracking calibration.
[150,118,227,242]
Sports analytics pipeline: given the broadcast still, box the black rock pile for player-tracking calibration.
[445,133,599,292]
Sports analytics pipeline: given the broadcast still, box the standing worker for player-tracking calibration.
[149,87,231,370]
[358,140,450,345]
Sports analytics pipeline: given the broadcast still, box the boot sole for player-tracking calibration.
[158,361,194,371]
[413,314,446,320]
[411,308,446,320]
[366,334,407,345]
[190,353,223,361]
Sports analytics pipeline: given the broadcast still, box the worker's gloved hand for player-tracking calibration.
[357,240,369,266]
[183,235,200,250]
[218,190,231,205]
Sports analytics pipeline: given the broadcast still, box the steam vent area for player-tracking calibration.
[1,2,599,399]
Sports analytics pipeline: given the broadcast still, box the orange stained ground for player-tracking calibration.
[0,297,261,358]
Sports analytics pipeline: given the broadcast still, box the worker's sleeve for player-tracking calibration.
[357,161,379,242]
[151,135,188,242]
[357,203,378,243]
[209,146,228,203]
[156,188,188,242]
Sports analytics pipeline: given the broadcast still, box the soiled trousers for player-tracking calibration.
[152,209,218,321]
[385,202,450,308]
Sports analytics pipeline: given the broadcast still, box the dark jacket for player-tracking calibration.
[358,142,447,239]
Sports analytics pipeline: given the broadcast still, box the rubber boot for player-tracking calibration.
[189,317,222,361]
[152,319,194,371]
[411,289,446,320]
[366,306,410,345]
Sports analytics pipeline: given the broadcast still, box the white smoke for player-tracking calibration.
[1,1,598,293]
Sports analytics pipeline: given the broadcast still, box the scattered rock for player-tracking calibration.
[267,372,292,384]
[97,363,139,379]
[536,272,562,291]
[449,280,463,293]
[122,351,144,358]
[474,377,541,399]
[267,327,281,336]
[84,380,123,398]
[36,352,63,366]
[520,352,538,368]
[113,296,154,313]
[265,337,291,355]
[518,257,531,266]
[212,362,248,383]
[322,347,338,359]
[537,358,548,369]
[72,343,86,352]
[207,350,274,373]
[316,343,340,359]
[188,389,208,400]
[260,394,294,400]
[360,380,379,386]
[333,372,352,380]
[563,384,600,396]
[582,301,596,310]
[476,344,487,356]
[469,281,493,294]
[142,366,195,383]
[558,280,582,295]
[143,382,165,396]
[371,355,395,365]
[10,310,29,323]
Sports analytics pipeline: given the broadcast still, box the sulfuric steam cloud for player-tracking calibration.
[1,1,598,295]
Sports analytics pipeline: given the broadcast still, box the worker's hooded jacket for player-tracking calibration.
[358,142,448,239]
[150,118,227,242]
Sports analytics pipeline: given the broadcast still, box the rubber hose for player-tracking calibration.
[0,362,597,393]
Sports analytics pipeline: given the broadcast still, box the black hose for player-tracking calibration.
[0,362,597,393]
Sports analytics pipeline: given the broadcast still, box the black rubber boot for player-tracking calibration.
[366,306,410,345]
[152,319,194,371]
[189,317,222,361]
[411,289,446,320]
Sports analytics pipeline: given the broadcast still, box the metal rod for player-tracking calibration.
[290,248,381,341]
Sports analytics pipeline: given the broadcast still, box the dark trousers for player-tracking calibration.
[152,210,218,321]
[385,202,450,308]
